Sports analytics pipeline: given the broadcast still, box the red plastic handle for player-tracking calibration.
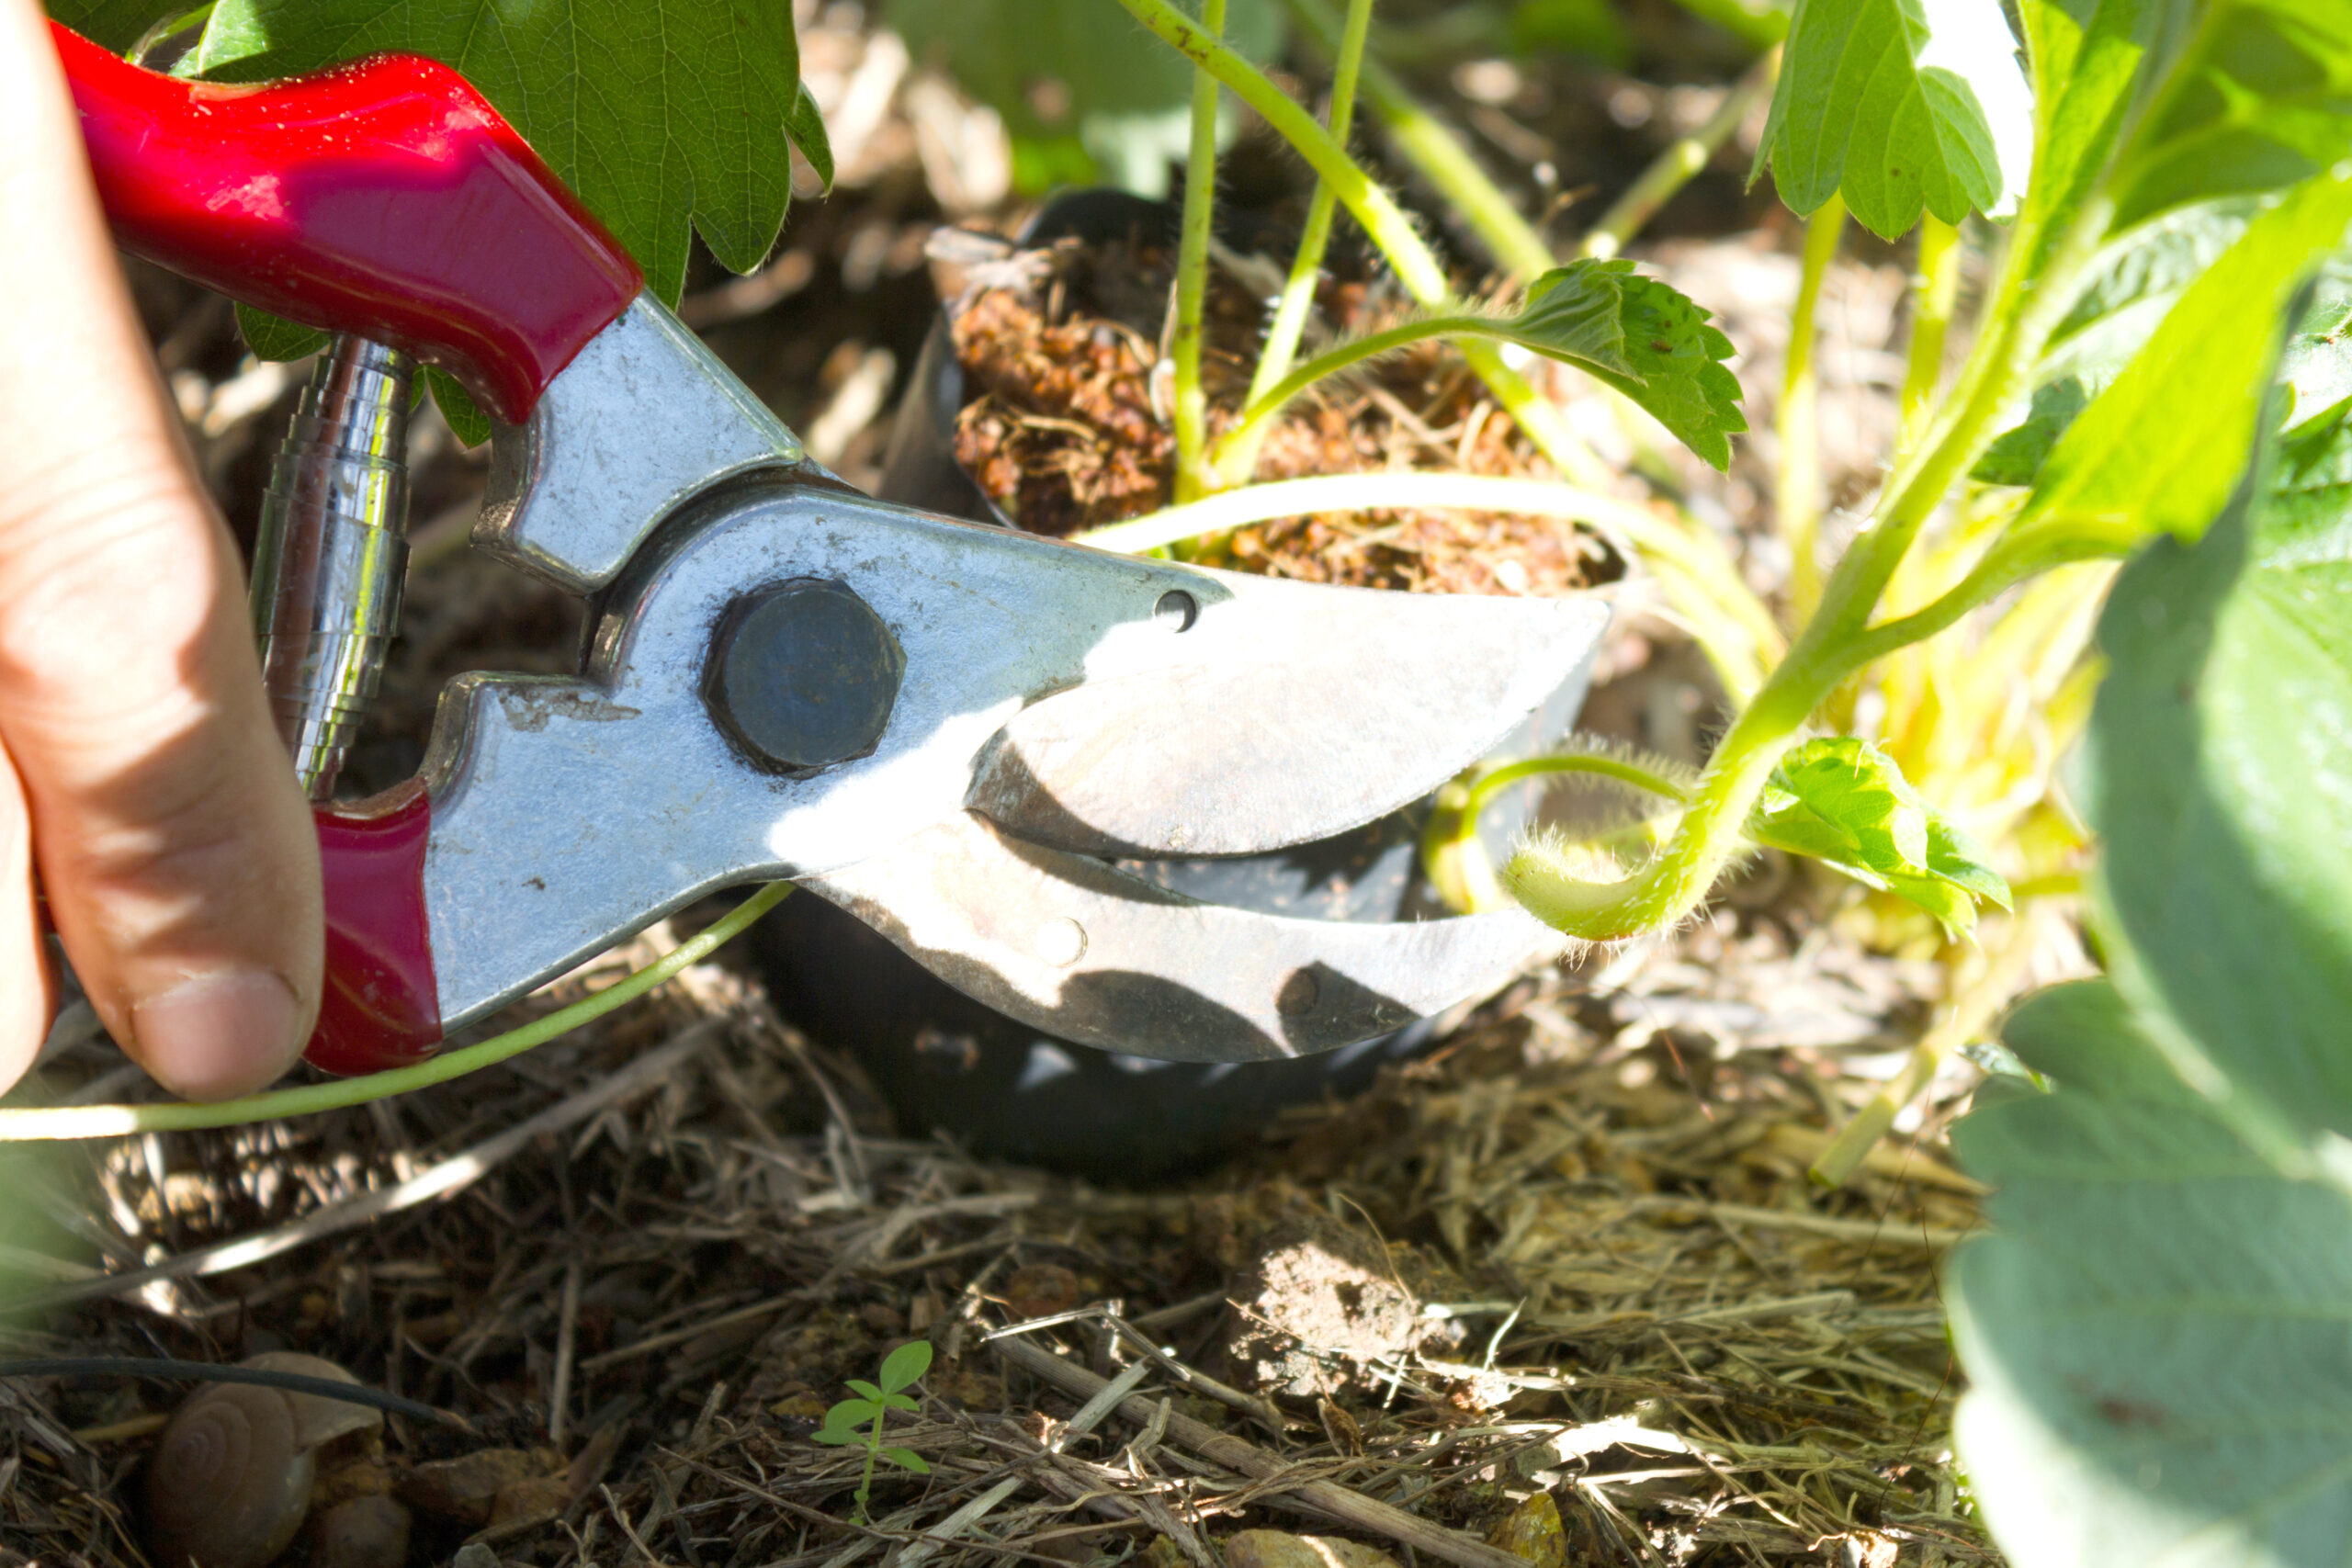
[311,785,443,1074]
[54,24,641,423]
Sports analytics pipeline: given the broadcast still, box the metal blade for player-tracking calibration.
[802,813,1568,1063]
[967,588,1608,858]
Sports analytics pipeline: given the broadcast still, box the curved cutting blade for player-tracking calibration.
[802,813,1569,1063]
[966,585,1609,858]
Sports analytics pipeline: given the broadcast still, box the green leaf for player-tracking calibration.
[1751,0,2034,239]
[1508,262,1747,471]
[809,1427,860,1446]
[423,367,494,448]
[880,1393,920,1410]
[2082,380,2352,1161]
[845,1379,884,1401]
[191,0,821,306]
[1948,980,2352,1565]
[886,0,1283,198]
[234,301,330,364]
[822,1396,879,1427]
[2013,169,2352,550]
[43,0,183,51]
[2106,0,2352,230]
[878,1338,933,1393]
[1746,737,2008,937]
[786,81,835,194]
[1973,197,2264,485]
[879,1448,932,1474]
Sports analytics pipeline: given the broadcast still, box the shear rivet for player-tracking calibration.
[1154,590,1198,632]
[1035,916,1088,967]
[707,578,904,772]
[1275,970,1320,1015]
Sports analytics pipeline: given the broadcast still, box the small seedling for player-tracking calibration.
[811,1340,933,1520]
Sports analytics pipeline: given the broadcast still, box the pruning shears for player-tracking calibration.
[53,26,1606,1076]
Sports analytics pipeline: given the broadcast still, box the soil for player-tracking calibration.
[947,235,1617,600]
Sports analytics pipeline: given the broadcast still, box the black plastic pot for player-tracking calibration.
[752,191,1602,1179]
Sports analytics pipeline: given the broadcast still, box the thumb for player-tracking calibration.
[0,5,322,1100]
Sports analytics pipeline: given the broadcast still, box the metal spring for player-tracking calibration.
[249,337,414,799]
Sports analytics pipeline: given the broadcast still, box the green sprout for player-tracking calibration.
[811,1340,933,1520]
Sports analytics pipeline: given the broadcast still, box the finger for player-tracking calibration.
[0,6,322,1100]
[0,745,53,1094]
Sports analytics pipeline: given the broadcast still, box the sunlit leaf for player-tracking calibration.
[1504,262,1747,470]
[1746,736,2008,936]
[2013,169,2352,548]
[1752,0,2034,238]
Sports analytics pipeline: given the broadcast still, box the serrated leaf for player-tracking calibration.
[886,0,1283,198]
[234,301,330,364]
[191,0,821,306]
[2014,169,2352,549]
[1949,980,2352,1565]
[879,1448,932,1473]
[1747,737,2007,936]
[1506,262,1746,471]
[1752,0,2034,239]
[878,1338,933,1393]
[2083,380,2352,1160]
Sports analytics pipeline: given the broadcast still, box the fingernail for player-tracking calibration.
[130,971,302,1100]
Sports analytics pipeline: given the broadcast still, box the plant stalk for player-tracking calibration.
[1581,49,1781,262]
[1779,197,1844,625]
[1898,215,1962,453]
[1506,193,2102,940]
[1217,0,1375,487]
[1278,0,1555,279]
[1170,0,1229,503]
[0,885,794,1140]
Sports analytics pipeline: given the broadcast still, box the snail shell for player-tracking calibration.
[146,1354,381,1568]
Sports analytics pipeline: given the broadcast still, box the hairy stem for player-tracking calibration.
[1221,314,1520,457]
[1582,49,1781,262]
[1278,0,1555,278]
[1506,195,2102,940]
[0,885,794,1141]
[1217,0,1375,486]
[1779,197,1844,624]
[1898,215,1962,454]
[1170,0,1229,503]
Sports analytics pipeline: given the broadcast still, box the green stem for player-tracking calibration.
[1219,314,1516,460]
[1219,0,1375,488]
[1832,520,2133,678]
[1114,0,1614,491]
[1581,48,1781,262]
[1278,0,1555,279]
[1780,197,1844,626]
[1506,197,2103,941]
[0,885,794,1142]
[1422,752,1692,912]
[1170,0,1229,504]
[1898,216,1962,454]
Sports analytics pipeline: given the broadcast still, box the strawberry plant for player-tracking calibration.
[1078,1,2352,1555]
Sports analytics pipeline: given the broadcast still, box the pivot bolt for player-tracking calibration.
[707,578,904,772]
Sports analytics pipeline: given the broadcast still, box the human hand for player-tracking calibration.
[0,0,322,1100]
